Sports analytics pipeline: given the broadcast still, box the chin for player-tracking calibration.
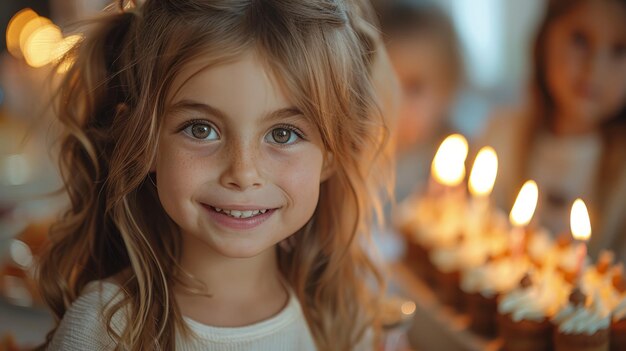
[213,240,275,259]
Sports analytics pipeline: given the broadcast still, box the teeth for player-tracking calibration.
[213,207,270,219]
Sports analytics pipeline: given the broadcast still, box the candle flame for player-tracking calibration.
[509,180,538,227]
[431,134,468,187]
[571,199,591,241]
[468,146,498,197]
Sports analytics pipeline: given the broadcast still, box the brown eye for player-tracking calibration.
[272,128,291,143]
[265,126,301,145]
[182,122,219,141]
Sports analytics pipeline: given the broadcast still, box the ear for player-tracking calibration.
[320,151,335,182]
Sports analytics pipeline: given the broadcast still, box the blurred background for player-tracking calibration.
[1,0,623,350]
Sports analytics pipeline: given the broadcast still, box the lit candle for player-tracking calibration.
[468,146,498,226]
[430,134,469,195]
[570,198,591,283]
[509,180,539,258]
[468,146,498,198]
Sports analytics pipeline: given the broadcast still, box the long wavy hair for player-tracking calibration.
[36,0,393,350]
[514,0,626,250]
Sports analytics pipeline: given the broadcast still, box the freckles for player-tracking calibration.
[265,151,323,187]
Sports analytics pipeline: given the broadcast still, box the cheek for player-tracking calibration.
[601,68,626,114]
[154,143,207,223]
[269,149,323,213]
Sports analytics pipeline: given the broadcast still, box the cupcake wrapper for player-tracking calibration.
[553,328,609,351]
[498,313,553,351]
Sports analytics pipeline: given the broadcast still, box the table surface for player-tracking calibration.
[391,262,504,351]
[0,299,53,348]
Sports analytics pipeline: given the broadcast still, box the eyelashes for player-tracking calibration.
[266,124,307,145]
[181,120,219,141]
[176,119,308,145]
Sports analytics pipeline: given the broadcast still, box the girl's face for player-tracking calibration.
[154,52,330,258]
[545,0,626,128]
[387,35,455,153]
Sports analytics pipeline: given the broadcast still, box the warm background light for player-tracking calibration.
[6,8,38,58]
[23,23,63,68]
[5,8,82,70]
[401,301,417,315]
[53,35,82,73]
[19,16,52,56]
[509,180,538,227]
[571,198,591,241]
[468,146,498,197]
[51,34,81,61]
[431,134,469,187]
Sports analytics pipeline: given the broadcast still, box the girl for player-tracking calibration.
[482,0,626,260]
[37,0,394,350]
[374,0,463,201]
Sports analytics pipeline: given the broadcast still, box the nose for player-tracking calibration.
[219,140,264,191]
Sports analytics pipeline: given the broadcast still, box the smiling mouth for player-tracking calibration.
[206,205,276,219]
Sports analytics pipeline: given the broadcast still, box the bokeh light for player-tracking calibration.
[6,8,39,58]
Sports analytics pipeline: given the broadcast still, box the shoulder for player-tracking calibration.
[47,281,126,351]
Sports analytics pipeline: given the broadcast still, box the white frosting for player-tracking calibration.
[397,194,465,249]
[553,291,610,335]
[498,270,569,322]
[457,240,489,269]
[431,239,491,273]
[430,247,459,273]
[499,289,548,322]
[460,258,529,297]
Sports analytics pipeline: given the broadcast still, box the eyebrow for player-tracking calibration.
[167,99,304,122]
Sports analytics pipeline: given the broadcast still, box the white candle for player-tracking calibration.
[570,198,591,283]
[468,146,498,230]
[509,180,539,258]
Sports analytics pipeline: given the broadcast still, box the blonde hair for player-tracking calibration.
[37,0,392,350]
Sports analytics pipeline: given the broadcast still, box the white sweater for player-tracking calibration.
[47,281,317,351]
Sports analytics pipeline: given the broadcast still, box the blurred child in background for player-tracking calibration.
[482,0,626,260]
[375,0,464,201]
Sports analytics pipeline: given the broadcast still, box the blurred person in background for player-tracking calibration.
[374,0,464,202]
[481,0,626,260]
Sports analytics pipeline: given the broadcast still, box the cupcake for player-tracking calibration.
[431,220,509,310]
[430,242,466,309]
[552,287,610,351]
[402,194,465,286]
[611,298,626,351]
[394,195,451,283]
[498,270,569,351]
[462,256,530,336]
[610,265,626,351]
